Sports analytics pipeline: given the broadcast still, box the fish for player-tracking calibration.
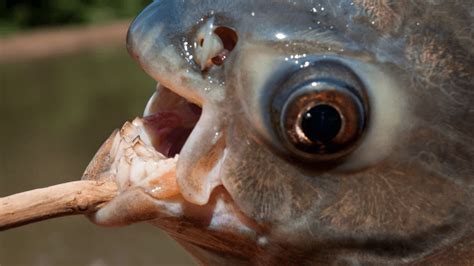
[83,0,474,264]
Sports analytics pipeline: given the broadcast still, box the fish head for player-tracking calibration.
[85,0,474,264]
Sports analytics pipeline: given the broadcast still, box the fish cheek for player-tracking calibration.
[220,117,321,226]
[219,115,469,243]
[316,154,470,246]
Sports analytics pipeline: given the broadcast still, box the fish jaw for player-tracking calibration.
[81,115,262,258]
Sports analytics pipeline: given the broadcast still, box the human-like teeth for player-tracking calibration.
[115,147,179,199]
[83,118,180,199]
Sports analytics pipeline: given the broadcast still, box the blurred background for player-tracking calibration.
[0,1,195,265]
[0,0,148,34]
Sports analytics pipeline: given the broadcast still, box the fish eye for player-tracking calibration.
[273,60,369,161]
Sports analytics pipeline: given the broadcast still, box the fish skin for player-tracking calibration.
[93,1,473,264]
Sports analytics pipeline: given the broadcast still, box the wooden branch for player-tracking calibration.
[0,180,118,231]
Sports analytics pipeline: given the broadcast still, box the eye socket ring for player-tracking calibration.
[272,59,369,162]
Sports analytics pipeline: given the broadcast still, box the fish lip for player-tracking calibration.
[142,84,227,204]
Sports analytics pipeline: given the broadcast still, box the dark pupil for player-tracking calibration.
[301,105,342,143]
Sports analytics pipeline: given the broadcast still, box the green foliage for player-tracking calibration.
[0,0,151,32]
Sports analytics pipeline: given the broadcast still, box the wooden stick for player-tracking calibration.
[0,180,118,231]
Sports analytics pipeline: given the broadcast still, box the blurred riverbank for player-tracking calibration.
[0,21,195,265]
[0,21,130,63]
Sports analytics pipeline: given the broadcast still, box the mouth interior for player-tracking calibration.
[142,86,202,158]
[86,85,260,232]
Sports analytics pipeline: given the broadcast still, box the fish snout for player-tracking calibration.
[127,1,239,107]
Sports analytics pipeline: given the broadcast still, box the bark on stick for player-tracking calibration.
[0,181,118,231]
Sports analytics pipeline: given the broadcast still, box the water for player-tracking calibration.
[0,45,195,265]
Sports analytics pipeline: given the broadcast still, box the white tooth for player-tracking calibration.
[107,130,123,161]
[141,160,171,187]
[120,121,140,142]
[138,156,179,199]
[176,106,225,205]
[122,119,152,147]
[144,160,159,176]
[132,138,156,158]
[110,140,126,173]
[130,157,147,184]
[131,117,143,127]
[124,146,136,160]
[93,120,180,198]
[130,118,153,147]
[116,156,132,191]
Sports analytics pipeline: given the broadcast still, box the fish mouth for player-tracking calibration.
[82,82,260,236]
[141,84,226,206]
[142,84,202,159]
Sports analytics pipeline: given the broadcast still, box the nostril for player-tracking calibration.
[194,21,238,70]
[214,26,238,52]
[211,26,238,66]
